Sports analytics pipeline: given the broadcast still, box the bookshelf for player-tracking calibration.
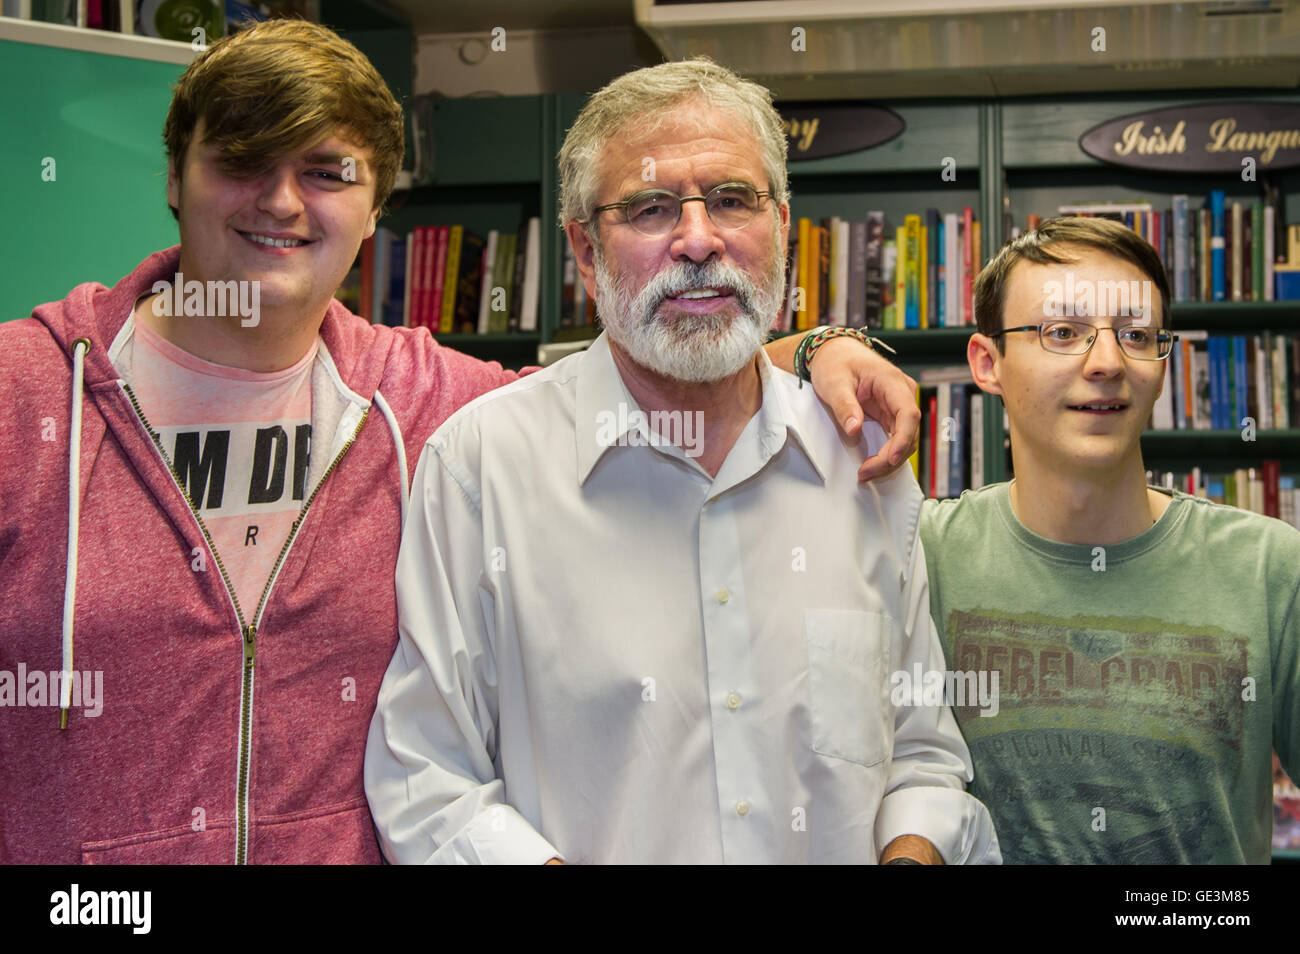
[371,94,561,365]
[781,100,993,488]
[7,20,1296,479]
[1000,91,1300,501]
[421,88,1300,491]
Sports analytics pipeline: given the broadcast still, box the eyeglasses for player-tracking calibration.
[990,320,1174,360]
[587,182,773,236]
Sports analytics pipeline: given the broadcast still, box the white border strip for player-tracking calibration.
[635,0,1205,26]
[0,14,196,64]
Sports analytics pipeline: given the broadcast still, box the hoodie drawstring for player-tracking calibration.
[60,338,91,730]
[371,389,409,528]
[53,352,409,729]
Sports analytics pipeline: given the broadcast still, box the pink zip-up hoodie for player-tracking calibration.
[0,247,522,863]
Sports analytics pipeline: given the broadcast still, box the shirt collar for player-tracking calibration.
[574,332,827,487]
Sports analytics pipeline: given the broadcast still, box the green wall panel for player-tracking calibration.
[0,39,185,321]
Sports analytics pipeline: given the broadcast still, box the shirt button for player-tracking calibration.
[736,800,750,816]
[726,692,742,710]
[716,588,730,603]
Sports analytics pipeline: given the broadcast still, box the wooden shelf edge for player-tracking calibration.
[0,15,196,64]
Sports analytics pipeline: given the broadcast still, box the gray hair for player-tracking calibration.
[557,57,791,231]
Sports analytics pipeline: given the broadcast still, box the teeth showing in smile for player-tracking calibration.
[243,232,306,248]
[675,289,721,299]
[1072,404,1124,411]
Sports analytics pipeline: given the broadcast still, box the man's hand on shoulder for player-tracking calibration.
[807,336,920,483]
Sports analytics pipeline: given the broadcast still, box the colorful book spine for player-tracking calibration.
[1210,190,1226,301]
[962,206,974,325]
[1172,194,1189,303]
[969,392,984,491]
[478,230,498,334]
[796,217,811,330]
[848,219,868,329]
[520,217,541,332]
[949,383,967,496]
[944,212,960,328]
[439,224,463,333]
[904,216,921,329]
[1233,336,1249,428]
[923,209,938,328]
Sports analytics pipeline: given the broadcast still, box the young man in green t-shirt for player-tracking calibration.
[920,215,1300,863]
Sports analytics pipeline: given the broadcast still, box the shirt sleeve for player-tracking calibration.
[873,507,1003,865]
[1272,553,1300,785]
[364,435,562,865]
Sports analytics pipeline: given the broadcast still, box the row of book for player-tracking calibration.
[1016,193,1300,303]
[559,242,597,330]
[778,208,983,333]
[1152,332,1300,431]
[10,0,317,37]
[347,220,543,334]
[911,369,986,500]
[1147,463,1300,529]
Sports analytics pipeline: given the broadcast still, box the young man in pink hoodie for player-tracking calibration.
[0,20,919,863]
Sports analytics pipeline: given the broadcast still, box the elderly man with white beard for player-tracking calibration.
[363,58,1001,865]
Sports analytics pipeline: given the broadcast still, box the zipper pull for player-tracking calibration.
[243,624,257,668]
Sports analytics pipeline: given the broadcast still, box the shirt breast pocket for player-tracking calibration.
[804,608,891,767]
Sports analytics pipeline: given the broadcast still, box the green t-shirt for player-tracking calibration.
[920,481,1300,864]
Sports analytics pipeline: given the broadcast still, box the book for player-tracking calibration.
[439,224,463,334]
[925,207,935,328]
[452,231,484,334]
[935,382,951,499]
[478,230,499,334]
[519,217,541,332]
[894,226,908,330]
[936,219,946,327]
[881,239,897,330]
[949,382,967,495]
[806,225,822,329]
[1210,190,1226,301]
[944,211,960,328]
[1172,195,1190,302]
[847,220,867,329]
[833,218,850,326]
[429,225,450,333]
[490,231,517,334]
[795,218,811,330]
[408,227,427,330]
[903,216,921,328]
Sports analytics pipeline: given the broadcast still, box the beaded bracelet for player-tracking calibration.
[794,326,897,386]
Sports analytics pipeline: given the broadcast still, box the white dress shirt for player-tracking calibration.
[365,333,1001,864]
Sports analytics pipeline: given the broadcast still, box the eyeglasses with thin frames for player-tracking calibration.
[585,182,773,236]
[989,320,1175,360]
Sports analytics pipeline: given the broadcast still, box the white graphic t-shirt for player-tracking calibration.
[129,318,315,618]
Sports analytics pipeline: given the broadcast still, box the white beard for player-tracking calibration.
[593,233,786,383]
